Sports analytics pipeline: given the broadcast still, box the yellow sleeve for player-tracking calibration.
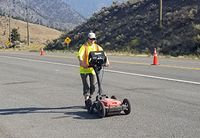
[99,46,103,51]
[78,45,85,60]
[96,44,103,51]
[98,45,107,56]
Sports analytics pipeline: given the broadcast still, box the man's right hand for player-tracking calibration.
[80,60,88,68]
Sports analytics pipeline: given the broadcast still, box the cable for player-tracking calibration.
[94,66,105,88]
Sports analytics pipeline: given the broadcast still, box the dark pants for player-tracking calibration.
[80,73,95,96]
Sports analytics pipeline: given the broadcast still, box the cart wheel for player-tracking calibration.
[111,95,117,99]
[85,99,92,113]
[122,99,131,115]
[97,101,106,118]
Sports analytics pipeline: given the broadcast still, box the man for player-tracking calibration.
[77,32,109,101]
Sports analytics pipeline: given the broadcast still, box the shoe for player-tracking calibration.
[85,98,92,112]
[84,95,89,100]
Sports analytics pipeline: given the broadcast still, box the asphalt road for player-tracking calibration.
[0,51,200,138]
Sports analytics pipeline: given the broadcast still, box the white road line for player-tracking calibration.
[0,55,78,67]
[1,55,200,85]
[106,69,200,85]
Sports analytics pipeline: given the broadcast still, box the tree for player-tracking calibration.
[10,28,20,43]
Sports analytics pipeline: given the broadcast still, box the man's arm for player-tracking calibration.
[78,58,88,68]
[78,46,88,68]
[105,56,110,67]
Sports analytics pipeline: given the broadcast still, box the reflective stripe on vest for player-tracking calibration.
[84,44,100,65]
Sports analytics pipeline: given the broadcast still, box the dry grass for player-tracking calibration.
[0,16,62,50]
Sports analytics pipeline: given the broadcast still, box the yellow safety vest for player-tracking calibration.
[78,42,103,74]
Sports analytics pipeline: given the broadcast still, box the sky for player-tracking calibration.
[64,0,127,18]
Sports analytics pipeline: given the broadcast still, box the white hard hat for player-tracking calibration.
[88,32,96,39]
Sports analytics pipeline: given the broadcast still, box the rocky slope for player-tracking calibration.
[47,0,200,56]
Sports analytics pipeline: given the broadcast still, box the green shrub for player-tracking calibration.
[11,28,20,43]
[129,38,140,47]
[45,40,64,50]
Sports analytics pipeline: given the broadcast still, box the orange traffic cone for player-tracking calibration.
[40,48,45,56]
[152,48,159,65]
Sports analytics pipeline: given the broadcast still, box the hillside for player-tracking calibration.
[0,16,62,47]
[0,0,85,31]
[46,0,200,57]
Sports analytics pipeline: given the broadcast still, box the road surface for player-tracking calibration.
[0,52,199,138]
